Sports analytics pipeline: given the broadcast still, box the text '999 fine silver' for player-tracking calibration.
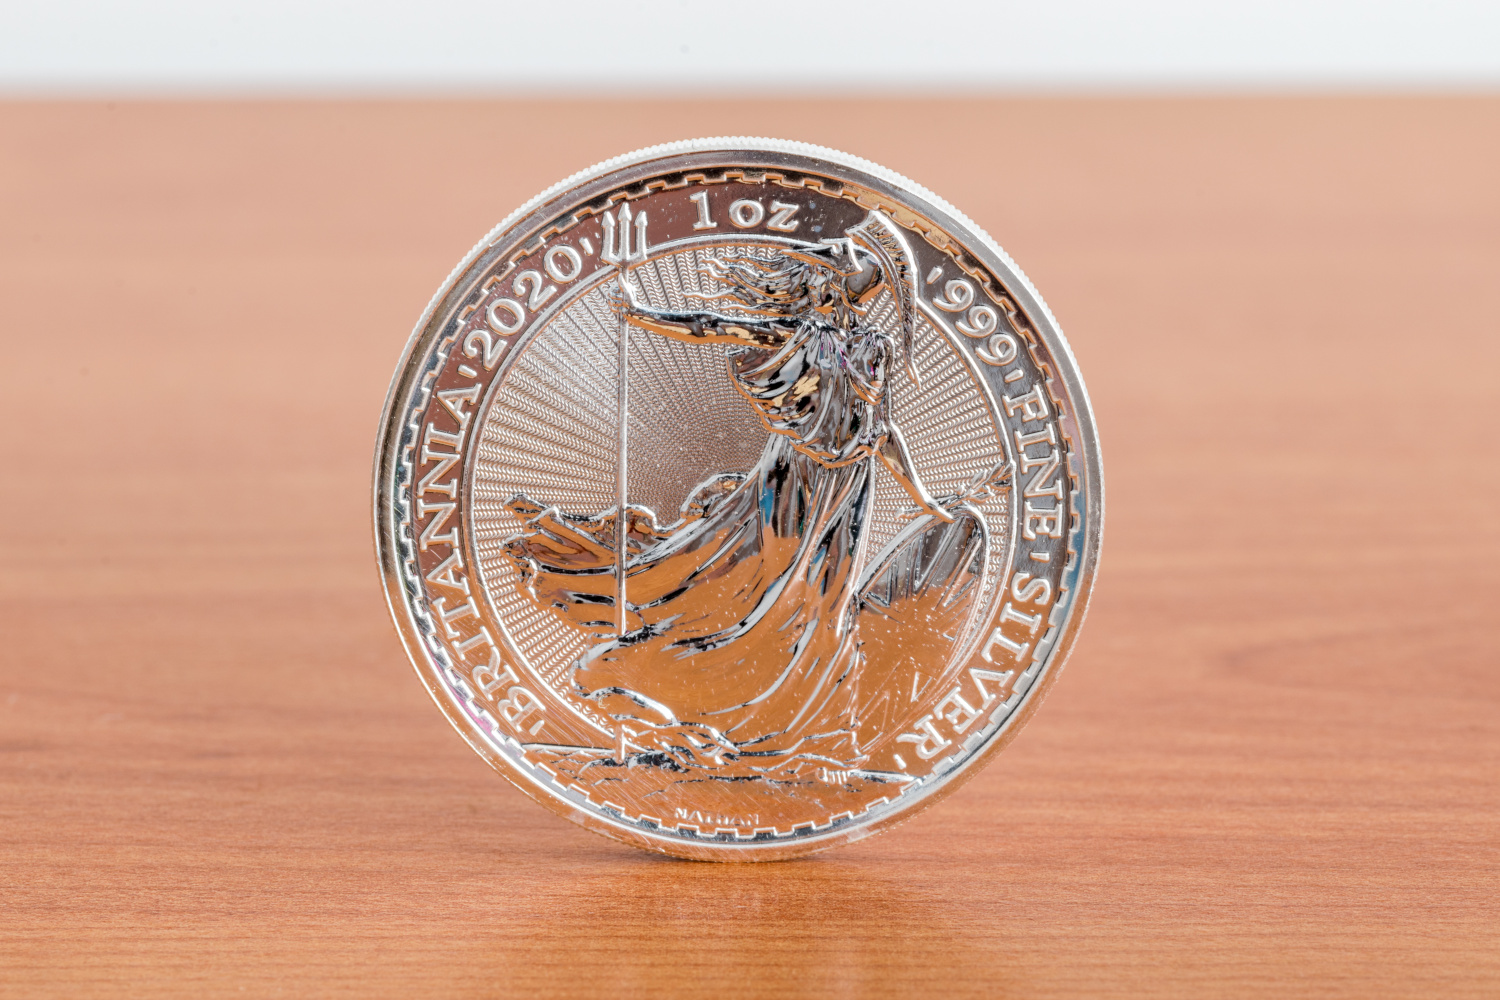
[374,139,1103,861]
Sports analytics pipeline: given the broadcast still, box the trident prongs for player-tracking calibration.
[600,202,649,265]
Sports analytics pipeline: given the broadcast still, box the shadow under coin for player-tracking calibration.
[479,854,1022,1000]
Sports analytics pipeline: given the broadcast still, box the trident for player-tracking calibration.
[600,202,648,637]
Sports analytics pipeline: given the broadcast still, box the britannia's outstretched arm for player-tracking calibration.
[878,422,957,523]
[615,273,784,349]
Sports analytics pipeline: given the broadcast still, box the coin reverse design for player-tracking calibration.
[375,139,1102,860]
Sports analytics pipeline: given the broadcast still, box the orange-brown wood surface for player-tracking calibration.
[2,98,1497,998]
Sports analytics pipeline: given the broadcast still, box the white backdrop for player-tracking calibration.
[1,0,1497,93]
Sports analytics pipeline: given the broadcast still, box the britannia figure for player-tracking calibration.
[502,211,1006,777]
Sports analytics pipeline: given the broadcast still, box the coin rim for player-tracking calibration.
[373,137,1105,861]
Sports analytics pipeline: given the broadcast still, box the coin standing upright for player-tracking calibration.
[374,139,1103,860]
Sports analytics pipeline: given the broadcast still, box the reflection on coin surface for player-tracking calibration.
[374,139,1102,861]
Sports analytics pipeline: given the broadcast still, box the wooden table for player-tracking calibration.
[3,98,1496,998]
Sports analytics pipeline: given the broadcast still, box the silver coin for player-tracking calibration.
[374,139,1102,861]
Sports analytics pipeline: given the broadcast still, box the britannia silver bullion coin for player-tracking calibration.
[374,139,1102,861]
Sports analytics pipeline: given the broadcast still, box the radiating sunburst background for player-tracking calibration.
[469,242,1010,692]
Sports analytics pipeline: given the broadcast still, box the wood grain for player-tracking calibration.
[1,98,1496,998]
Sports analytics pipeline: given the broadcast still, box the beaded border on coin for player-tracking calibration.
[374,138,1103,861]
